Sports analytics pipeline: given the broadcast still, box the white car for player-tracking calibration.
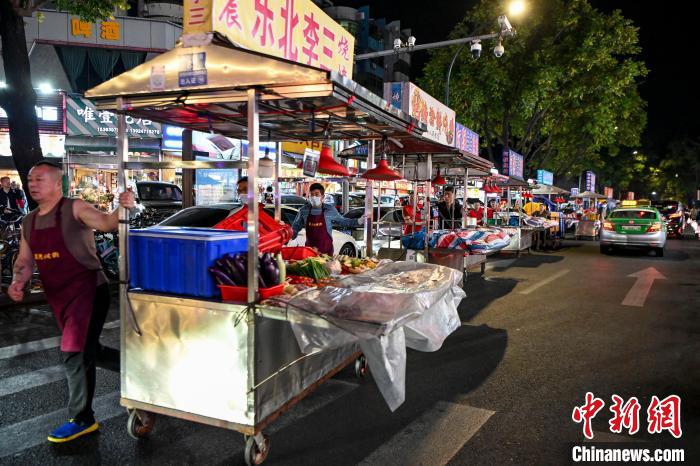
[159,203,360,257]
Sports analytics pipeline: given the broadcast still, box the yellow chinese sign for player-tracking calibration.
[183,0,354,76]
[281,140,323,155]
[71,19,92,38]
[70,17,120,41]
[100,21,120,41]
[184,0,214,34]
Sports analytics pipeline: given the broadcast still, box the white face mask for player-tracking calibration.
[310,196,322,208]
[238,192,249,203]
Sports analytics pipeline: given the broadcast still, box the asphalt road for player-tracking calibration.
[0,238,698,465]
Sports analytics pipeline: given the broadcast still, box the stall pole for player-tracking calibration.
[424,154,432,256]
[116,97,129,390]
[463,168,469,228]
[182,130,194,208]
[364,140,375,257]
[341,178,349,214]
[274,142,282,222]
[246,88,260,304]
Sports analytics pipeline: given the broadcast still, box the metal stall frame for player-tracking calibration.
[339,144,495,279]
[87,37,430,464]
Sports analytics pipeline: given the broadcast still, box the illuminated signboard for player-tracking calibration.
[183,0,355,76]
[536,169,553,186]
[502,149,524,179]
[385,82,455,146]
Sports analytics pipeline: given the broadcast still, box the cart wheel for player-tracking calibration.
[244,433,270,466]
[127,409,156,439]
[354,355,369,379]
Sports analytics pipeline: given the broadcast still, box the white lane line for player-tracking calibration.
[485,258,516,270]
[359,401,494,466]
[150,379,359,464]
[0,320,119,360]
[0,391,122,459]
[0,365,65,397]
[519,269,570,295]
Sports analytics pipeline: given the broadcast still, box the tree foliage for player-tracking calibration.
[0,0,125,207]
[419,0,647,183]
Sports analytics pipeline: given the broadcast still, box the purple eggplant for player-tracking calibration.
[230,253,248,286]
[259,253,279,286]
[209,267,235,286]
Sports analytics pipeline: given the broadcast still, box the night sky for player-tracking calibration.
[340,1,697,156]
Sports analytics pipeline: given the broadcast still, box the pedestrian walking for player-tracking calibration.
[7,159,136,443]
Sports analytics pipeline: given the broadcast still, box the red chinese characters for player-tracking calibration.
[252,0,275,47]
[338,36,350,60]
[572,392,605,440]
[218,0,243,31]
[647,395,682,438]
[302,12,320,66]
[278,0,299,61]
[609,395,641,435]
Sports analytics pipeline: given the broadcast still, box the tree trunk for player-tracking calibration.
[0,0,43,210]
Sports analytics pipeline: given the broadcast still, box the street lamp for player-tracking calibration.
[509,0,526,17]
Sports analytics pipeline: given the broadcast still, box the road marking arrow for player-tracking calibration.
[622,267,667,307]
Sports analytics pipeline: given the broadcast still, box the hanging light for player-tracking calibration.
[432,165,446,185]
[362,152,402,181]
[317,141,350,176]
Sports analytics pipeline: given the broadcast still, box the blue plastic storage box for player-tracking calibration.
[129,227,248,298]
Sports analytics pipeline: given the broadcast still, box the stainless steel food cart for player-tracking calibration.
[86,35,432,465]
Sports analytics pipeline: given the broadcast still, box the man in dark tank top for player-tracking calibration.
[7,159,136,443]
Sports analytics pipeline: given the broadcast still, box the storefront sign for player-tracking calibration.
[282,140,323,155]
[0,133,65,158]
[502,149,524,179]
[385,82,455,146]
[70,17,120,41]
[536,169,553,186]
[627,191,635,201]
[183,0,355,76]
[571,187,579,196]
[67,96,161,138]
[0,92,66,135]
[454,123,479,156]
[585,170,596,192]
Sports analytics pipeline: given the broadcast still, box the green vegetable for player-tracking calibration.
[286,258,329,280]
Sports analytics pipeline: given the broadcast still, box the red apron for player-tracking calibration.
[305,207,334,256]
[30,198,97,352]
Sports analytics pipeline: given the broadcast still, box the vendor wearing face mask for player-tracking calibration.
[291,183,365,255]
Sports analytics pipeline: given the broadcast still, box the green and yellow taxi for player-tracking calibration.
[600,204,666,256]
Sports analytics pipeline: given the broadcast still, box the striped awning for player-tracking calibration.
[66,96,161,139]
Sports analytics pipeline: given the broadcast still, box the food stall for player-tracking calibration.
[572,191,607,239]
[86,29,468,464]
[492,177,538,254]
[338,139,504,279]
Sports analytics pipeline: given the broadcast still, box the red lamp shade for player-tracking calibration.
[432,167,446,185]
[362,158,402,181]
[317,143,350,177]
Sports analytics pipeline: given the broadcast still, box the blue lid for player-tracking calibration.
[130,227,248,241]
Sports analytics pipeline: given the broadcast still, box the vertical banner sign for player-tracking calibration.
[454,123,480,156]
[571,187,579,196]
[184,0,214,34]
[502,149,524,179]
[183,0,355,76]
[536,169,553,186]
[585,171,596,192]
[604,187,614,198]
[385,82,455,146]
